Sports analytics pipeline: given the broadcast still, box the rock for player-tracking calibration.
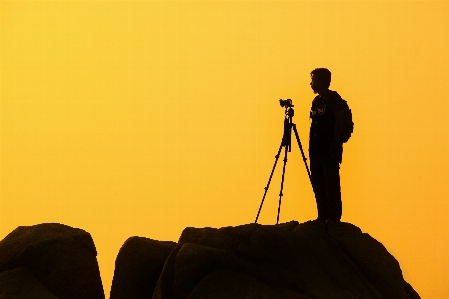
[323,221,410,299]
[0,267,59,299]
[0,223,104,299]
[110,237,176,299]
[151,220,420,299]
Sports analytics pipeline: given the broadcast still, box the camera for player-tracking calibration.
[279,99,294,108]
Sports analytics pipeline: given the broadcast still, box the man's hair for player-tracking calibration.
[311,68,331,88]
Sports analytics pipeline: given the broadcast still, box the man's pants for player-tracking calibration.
[309,153,342,222]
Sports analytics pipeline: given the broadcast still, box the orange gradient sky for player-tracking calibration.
[2,1,449,297]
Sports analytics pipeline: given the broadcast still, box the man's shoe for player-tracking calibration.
[312,218,327,230]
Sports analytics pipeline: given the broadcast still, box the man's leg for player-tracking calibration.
[321,155,342,222]
[310,154,328,220]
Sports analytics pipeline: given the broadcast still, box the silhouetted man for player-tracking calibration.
[309,68,344,224]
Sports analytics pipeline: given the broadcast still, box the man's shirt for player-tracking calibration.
[309,90,345,156]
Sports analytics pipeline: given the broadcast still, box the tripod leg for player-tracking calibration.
[292,124,312,185]
[276,145,289,225]
[255,141,283,224]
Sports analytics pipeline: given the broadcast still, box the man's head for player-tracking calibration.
[310,68,331,94]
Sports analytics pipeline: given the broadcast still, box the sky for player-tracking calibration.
[1,1,449,297]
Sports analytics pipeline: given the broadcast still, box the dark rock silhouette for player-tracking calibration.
[0,266,59,299]
[0,223,104,299]
[0,221,421,299]
[110,237,176,299]
[151,220,420,299]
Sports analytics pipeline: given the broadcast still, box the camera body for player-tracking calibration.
[279,98,294,108]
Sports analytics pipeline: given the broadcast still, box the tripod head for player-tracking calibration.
[279,98,294,121]
[279,99,295,150]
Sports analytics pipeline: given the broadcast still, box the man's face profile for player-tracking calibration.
[310,74,321,94]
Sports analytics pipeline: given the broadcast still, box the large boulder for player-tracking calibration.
[110,237,176,299]
[0,223,104,299]
[152,220,420,299]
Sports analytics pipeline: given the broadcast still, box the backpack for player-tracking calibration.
[339,98,354,143]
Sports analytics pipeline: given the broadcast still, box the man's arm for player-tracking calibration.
[333,109,344,142]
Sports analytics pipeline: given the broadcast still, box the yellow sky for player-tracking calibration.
[2,1,449,297]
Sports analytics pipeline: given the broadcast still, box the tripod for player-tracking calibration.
[255,102,312,224]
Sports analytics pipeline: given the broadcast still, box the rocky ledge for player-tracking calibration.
[0,221,421,299]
